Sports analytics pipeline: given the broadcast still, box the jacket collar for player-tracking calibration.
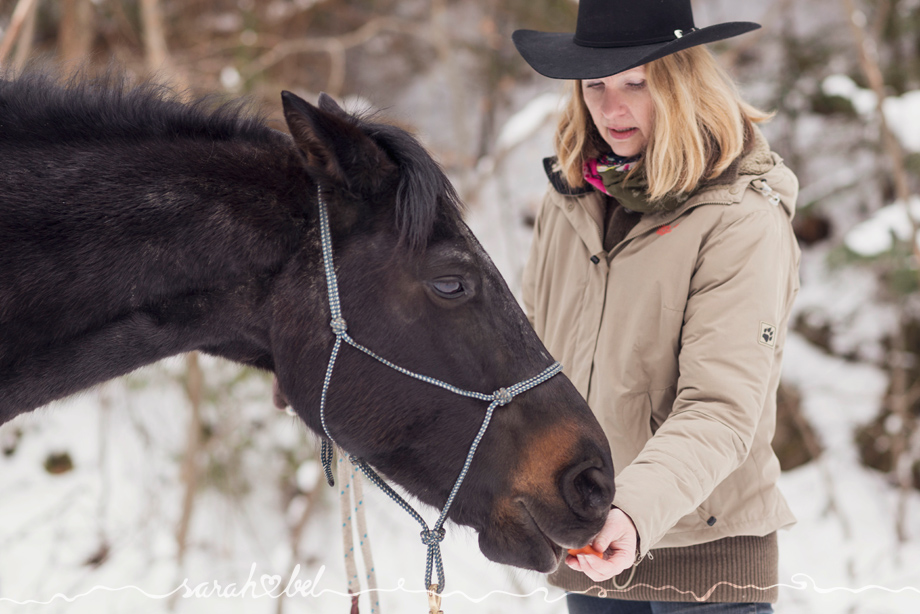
[546,127,797,256]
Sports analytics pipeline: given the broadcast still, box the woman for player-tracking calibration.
[513,1,799,612]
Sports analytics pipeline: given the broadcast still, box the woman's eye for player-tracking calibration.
[627,81,646,89]
[431,279,464,298]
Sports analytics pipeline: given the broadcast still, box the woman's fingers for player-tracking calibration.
[565,508,638,582]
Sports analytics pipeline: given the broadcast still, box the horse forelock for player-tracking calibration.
[360,119,464,251]
[0,70,277,148]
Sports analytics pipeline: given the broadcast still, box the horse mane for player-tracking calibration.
[0,70,462,249]
[0,70,278,147]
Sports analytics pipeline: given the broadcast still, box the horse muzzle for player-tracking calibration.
[475,428,615,572]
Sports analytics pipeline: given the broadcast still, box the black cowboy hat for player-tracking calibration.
[512,0,760,80]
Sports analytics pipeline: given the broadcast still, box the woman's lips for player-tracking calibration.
[608,127,638,140]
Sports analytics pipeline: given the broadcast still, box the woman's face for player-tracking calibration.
[581,66,654,158]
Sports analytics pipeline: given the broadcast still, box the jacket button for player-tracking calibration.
[566,201,575,211]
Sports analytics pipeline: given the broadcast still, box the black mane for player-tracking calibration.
[0,71,462,248]
[0,71,277,147]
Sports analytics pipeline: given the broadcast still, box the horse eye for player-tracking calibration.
[430,278,465,298]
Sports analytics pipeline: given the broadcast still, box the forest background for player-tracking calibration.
[1,0,920,612]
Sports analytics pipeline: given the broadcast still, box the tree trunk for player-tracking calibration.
[0,0,40,68]
[59,0,95,65]
[11,0,37,72]
[139,0,169,71]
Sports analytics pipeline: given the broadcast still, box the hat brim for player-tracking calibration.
[512,22,760,80]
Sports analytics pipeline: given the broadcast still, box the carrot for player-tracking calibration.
[567,545,604,558]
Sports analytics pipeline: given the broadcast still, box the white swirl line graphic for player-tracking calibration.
[1,571,917,605]
[574,574,920,602]
[0,585,185,606]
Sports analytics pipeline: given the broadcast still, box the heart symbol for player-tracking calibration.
[261,574,282,596]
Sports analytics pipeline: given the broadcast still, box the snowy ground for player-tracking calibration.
[0,360,571,614]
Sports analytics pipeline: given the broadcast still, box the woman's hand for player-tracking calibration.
[565,507,638,582]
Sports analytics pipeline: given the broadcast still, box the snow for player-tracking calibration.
[844,197,920,257]
[220,66,242,92]
[822,74,878,116]
[822,74,920,152]
[494,93,562,153]
[883,91,920,153]
[0,353,574,614]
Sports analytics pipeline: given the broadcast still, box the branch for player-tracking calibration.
[244,16,423,79]
[168,352,204,609]
[276,463,324,614]
[0,0,40,67]
[842,0,913,211]
[10,0,36,72]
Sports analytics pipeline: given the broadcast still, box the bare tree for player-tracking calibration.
[843,0,920,544]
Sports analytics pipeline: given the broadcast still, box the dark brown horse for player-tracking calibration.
[0,72,614,572]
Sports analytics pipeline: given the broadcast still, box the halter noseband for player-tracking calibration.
[313,186,562,592]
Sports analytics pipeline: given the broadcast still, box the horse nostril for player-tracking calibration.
[562,462,614,521]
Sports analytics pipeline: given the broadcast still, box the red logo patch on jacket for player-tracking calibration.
[656,224,678,235]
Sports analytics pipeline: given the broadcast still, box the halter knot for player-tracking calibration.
[330,317,348,336]
[420,528,446,546]
[493,387,513,406]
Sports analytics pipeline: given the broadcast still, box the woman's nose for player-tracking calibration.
[600,93,625,118]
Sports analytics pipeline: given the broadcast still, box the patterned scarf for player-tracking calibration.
[583,153,687,214]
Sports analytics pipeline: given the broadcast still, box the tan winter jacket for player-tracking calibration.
[522,131,799,557]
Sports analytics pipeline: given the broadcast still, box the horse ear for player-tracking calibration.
[317,92,348,118]
[281,91,394,192]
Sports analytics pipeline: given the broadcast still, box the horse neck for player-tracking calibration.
[0,135,313,419]
[22,135,306,300]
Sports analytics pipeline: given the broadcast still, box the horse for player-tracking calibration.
[0,72,614,573]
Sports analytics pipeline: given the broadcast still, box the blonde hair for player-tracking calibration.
[554,46,772,201]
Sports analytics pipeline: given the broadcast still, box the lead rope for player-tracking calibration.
[338,451,380,613]
[314,186,562,608]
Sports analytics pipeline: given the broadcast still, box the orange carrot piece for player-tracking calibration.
[567,545,604,558]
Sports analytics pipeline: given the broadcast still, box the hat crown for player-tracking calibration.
[575,0,696,48]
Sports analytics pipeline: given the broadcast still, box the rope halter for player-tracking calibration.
[313,186,562,593]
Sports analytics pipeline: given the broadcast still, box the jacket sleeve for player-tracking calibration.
[612,199,797,555]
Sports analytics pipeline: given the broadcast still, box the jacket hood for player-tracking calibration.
[730,125,798,219]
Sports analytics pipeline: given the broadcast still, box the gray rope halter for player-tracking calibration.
[313,186,562,592]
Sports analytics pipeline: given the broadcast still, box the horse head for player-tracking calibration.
[271,92,615,572]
